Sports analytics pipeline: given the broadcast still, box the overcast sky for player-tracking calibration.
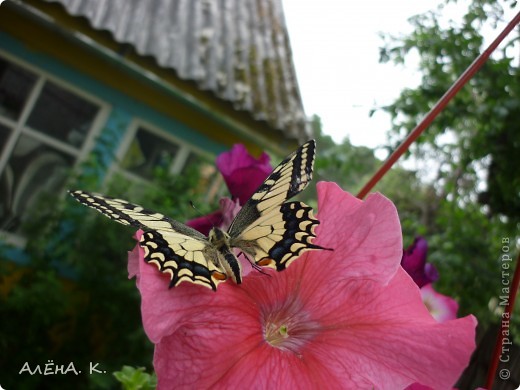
[281,0,479,151]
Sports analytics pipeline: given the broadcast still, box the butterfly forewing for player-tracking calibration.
[228,140,316,235]
[69,191,206,238]
[228,140,325,270]
[69,191,226,290]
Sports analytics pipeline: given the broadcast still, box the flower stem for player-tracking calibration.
[356,11,520,200]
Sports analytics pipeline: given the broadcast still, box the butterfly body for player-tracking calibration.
[70,140,327,291]
[207,227,242,284]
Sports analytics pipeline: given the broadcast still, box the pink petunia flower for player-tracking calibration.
[215,143,272,205]
[400,238,458,322]
[128,182,476,389]
[402,236,439,288]
[186,144,272,235]
[185,209,221,236]
[186,197,241,236]
[420,283,459,323]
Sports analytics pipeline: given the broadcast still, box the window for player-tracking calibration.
[117,123,222,200]
[0,54,106,237]
[120,126,181,181]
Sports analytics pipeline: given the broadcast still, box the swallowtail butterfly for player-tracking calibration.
[69,140,327,290]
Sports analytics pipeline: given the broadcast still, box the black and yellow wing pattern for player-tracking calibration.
[68,192,227,290]
[69,139,328,291]
[228,139,324,271]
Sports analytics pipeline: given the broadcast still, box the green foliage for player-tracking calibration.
[376,0,519,335]
[430,200,510,322]
[374,167,436,236]
[113,366,157,390]
[379,0,520,221]
[310,115,380,199]
[0,153,216,388]
[290,75,518,341]
[379,168,517,327]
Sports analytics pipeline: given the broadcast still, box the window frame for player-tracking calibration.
[0,50,110,245]
[110,118,226,205]
[113,118,215,184]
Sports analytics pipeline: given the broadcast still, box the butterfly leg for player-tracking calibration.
[237,251,271,277]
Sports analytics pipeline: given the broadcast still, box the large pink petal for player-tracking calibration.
[133,232,261,343]
[310,268,476,389]
[153,287,345,390]
[152,296,262,389]
[241,261,474,388]
[134,181,476,388]
[131,230,230,343]
[314,181,403,285]
[127,238,141,280]
[156,339,346,390]
[139,276,252,344]
[153,267,475,389]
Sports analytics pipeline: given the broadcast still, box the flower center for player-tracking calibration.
[265,322,290,347]
[261,298,321,354]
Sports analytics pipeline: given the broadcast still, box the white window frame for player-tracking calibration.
[108,118,226,204]
[110,118,214,185]
[0,50,111,246]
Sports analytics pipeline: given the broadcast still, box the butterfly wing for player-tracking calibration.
[69,191,227,290]
[228,140,326,270]
[139,230,226,290]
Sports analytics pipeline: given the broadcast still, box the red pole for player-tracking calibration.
[356,11,520,200]
[354,10,520,388]
[485,252,520,389]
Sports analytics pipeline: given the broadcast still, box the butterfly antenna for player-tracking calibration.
[189,201,203,217]
[190,200,226,228]
[215,214,225,228]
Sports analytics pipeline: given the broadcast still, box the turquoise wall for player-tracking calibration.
[0,31,226,173]
[0,32,228,264]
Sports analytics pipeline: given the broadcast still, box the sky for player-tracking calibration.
[281,1,461,150]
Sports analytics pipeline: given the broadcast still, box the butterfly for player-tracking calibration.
[69,139,328,291]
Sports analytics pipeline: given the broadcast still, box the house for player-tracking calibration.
[0,0,310,244]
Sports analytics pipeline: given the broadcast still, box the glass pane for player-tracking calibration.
[183,152,220,199]
[183,152,216,178]
[0,134,73,233]
[26,81,99,148]
[0,123,12,155]
[0,56,38,120]
[121,127,180,180]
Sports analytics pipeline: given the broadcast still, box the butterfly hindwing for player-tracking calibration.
[228,140,325,270]
[69,191,225,290]
[140,230,226,290]
[231,201,322,270]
